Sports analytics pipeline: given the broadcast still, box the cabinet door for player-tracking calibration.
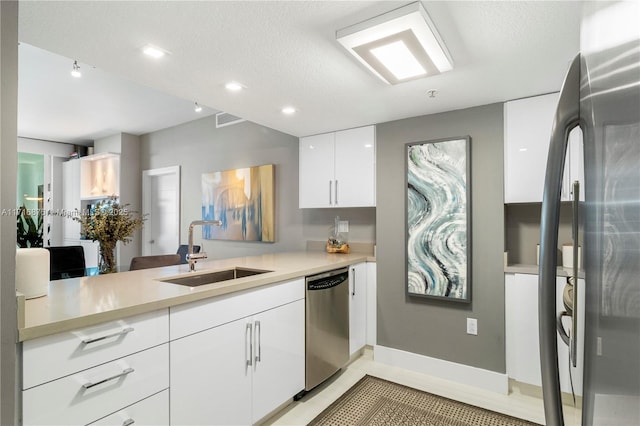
[349,262,367,355]
[170,318,251,426]
[366,262,377,346]
[251,300,305,423]
[334,126,376,207]
[504,93,559,203]
[299,133,335,208]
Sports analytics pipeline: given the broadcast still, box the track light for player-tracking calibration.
[71,60,82,78]
[194,102,203,113]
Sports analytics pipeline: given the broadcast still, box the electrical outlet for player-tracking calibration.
[466,318,478,335]
[338,220,349,233]
[597,337,602,356]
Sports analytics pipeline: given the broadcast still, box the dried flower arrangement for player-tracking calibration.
[74,196,145,273]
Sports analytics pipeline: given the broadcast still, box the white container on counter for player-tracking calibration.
[16,248,49,299]
[562,244,582,269]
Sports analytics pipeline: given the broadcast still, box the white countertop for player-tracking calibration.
[20,251,374,342]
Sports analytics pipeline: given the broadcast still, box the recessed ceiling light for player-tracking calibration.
[282,106,296,115]
[71,60,82,78]
[336,2,453,85]
[225,81,244,92]
[194,102,203,113]
[142,44,168,59]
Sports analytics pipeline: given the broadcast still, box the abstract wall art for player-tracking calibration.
[202,164,275,242]
[406,137,471,302]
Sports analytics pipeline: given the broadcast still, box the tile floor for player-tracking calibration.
[265,348,582,425]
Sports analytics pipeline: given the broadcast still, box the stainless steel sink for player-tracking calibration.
[160,267,271,287]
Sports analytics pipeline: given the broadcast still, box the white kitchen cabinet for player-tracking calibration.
[22,310,169,426]
[23,344,169,426]
[299,125,375,208]
[80,152,120,200]
[504,93,574,203]
[89,390,169,426]
[505,273,584,395]
[366,262,377,346]
[170,279,305,425]
[349,262,367,355]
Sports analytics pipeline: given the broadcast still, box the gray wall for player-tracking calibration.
[140,116,307,259]
[302,207,376,244]
[0,1,18,423]
[376,103,506,373]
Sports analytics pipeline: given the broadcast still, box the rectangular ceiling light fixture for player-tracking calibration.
[336,2,453,85]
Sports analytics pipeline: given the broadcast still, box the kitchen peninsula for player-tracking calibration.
[19,250,376,426]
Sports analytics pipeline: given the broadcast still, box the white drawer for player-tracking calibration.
[89,389,169,426]
[170,278,304,340]
[23,344,168,426]
[23,309,168,389]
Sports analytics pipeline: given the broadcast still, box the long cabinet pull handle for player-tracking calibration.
[255,320,261,364]
[82,327,134,345]
[82,367,134,389]
[123,419,135,426]
[335,180,339,205]
[352,268,356,296]
[246,323,253,367]
[329,181,332,205]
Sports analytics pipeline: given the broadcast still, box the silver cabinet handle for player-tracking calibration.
[82,367,134,389]
[335,180,339,205]
[246,323,253,367]
[82,327,134,344]
[352,268,356,296]
[255,320,261,364]
[329,181,333,205]
[123,419,135,426]
[539,53,580,426]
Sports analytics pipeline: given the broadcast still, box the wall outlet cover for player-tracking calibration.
[467,318,478,335]
[338,220,349,233]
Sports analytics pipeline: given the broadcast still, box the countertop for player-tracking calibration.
[19,251,375,342]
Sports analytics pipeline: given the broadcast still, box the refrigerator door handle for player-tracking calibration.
[539,53,582,426]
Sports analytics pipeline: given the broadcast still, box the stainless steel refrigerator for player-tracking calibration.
[539,2,639,425]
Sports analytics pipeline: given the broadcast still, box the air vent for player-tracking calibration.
[216,112,246,128]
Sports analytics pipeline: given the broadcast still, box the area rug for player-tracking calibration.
[308,375,539,426]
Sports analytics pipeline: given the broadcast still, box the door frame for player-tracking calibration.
[142,166,180,256]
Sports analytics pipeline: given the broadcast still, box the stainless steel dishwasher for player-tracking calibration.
[304,267,350,391]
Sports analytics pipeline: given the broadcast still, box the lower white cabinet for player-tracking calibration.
[170,298,305,425]
[349,262,367,355]
[505,273,584,395]
[89,390,169,426]
[22,344,169,426]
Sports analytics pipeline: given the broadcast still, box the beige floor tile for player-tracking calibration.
[265,348,582,426]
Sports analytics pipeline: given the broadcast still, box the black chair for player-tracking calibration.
[46,246,86,280]
[177,244,200,265]
[129,254,182,271]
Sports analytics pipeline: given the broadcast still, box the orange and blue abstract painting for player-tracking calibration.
[202,164,275,242]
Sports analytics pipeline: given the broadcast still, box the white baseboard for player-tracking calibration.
[374,345,509,394]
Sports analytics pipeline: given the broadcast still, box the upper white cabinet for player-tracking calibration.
[504,93,559,203]
[62,160,81,240]
[299,125,376,208]
[504,93,585,203]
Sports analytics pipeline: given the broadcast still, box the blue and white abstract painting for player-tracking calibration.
[406,138,470,302]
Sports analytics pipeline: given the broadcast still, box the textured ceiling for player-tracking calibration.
[18,1,583,141]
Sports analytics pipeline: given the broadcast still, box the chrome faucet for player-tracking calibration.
[187,220,222,272]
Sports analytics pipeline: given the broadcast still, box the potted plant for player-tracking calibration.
[16,205,43,248]
[74,196,145,274]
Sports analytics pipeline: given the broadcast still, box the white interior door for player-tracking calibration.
[142,166,180,256]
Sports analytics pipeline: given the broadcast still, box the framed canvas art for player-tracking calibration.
[406,137,471,302]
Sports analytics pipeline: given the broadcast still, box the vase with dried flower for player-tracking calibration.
[74,196,145,274]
